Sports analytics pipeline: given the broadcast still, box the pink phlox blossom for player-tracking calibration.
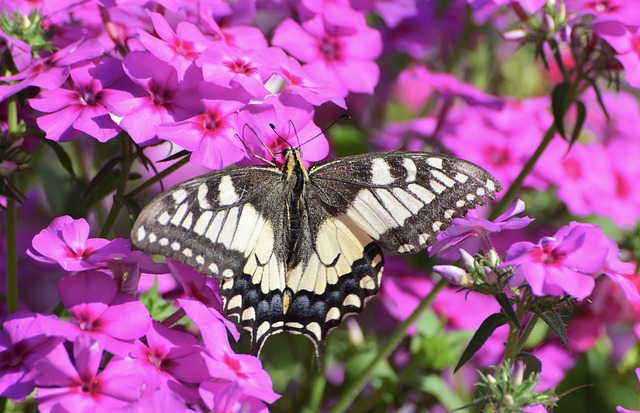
[168,260,239,337]
[38,271,150,356]
[200,381,270,413]
[130,321,209,404]
[616,369,640,413]
[348,0,419,28]
[532,340,576,391]
[264,47,347,108]
[179,299,280,406]
[430,199,534,261]
[156,82,250,170]
[272,6,382,96]
[106,51,202,145]
[199,1,259,30]
[466,0,546,15]
[567,0,640,25]
[27,216,130,272]
[0,38,104,102]
[197,45,280,97]
[108,250,169,295]
[237,94,328,167]
[598,240,640,302]
[0,30,32,72]
[114,386,191,412]
[198,10,269,51]
[139,11,210,79]
[372,117,436,151]
[504,222,610,300]
[35,335,147,412]
[0,312,63,402]
[28,58,127,143]
[596,21,640,93]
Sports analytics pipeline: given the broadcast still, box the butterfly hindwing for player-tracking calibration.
[308,152,502,254]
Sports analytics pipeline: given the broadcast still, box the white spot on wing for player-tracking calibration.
[222,269,234,278]
[455,172,469,183]
[195,255,205,265]
[148,233,157,243]
[208,263,219,275]
[427,157,443,169]
[136,226,146,242]
[170,203,188,225]
[430,180,446,194]
[256,321,271,340]
[486,179,496,191]
[218,176,240,206]
[326,307,341,322]
[227,295,242,309]
[194,211,213,235]
[305,322,322,340]
[172,189,187,204]
[432,221,443,231]
[374,188,411,225]
[171,242,180,251]
[183,248,193,257]
[343,294,362,308]
[403,158,417,182]
[242,307,256,321]
[408,183,435,204]
[431,169,456,187]
[158,211,171,226]
[198,183,211,209]
[159,238,169,246]
[182,212,193,230]
[392,188,423,214]
[371,158,394,185]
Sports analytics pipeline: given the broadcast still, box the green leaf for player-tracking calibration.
[344,350,397,385]
[551,82,571,140]
[495,292,520,330]
[531,307,568,347]
[80,157,122,210]
[419,375,467,411]
[568,100,586,148]
[455,313,508,372]
[37,138,76,178]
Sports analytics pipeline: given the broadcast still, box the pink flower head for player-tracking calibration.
[35,335,147,412]
[532,341,576,391]
[28,58,128,143]
[272,6,382,96]
[430,199,534,261]
[0,312,62,402]
[139,11,210,79]
[27,216,130,272]
[179,299,279,405]
[38,271,151,356]
[130,321,209,404]
[504,222,610,299]
[596,21,640,89]
[567,0,640,25]
[106,51,202,145]
[0,38,104,102]
[157,82,250,170]
[237,94,328,167]
[200,381,270,413]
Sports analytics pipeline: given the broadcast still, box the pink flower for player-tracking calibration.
[504,222,610,299]
[567,0,640,25]
[38,271,151,356]
[130,321,209,404]
[430,199,533,260]
[156,82,250,170]
[106,51,202,145]
[28,58,127,143]
[596,21,640,88]
[27,216,130,272]
[532,341,576,391]
[0,312,62,401]
[238,94,328,167]
[35,335,147,412]
[272,7,382,96]
[139,12,210,79]
[179,299,280,406]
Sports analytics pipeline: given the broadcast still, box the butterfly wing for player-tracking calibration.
[308,152,502,254]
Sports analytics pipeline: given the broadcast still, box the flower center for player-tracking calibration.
[224,353,247,379]
[225,58,255,75]
[588,0,620,14]
[320,37,341,61]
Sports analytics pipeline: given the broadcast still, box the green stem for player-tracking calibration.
[305,368,327,413]
[503,303,528,362]
[5,96,19,314]
[489,124,556,220]
[124,156,190,199]
[99,137,132,238]
[328,279,447,413]
[515,313,539,354]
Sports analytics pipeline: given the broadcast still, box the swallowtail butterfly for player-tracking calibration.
[131,149,501,355]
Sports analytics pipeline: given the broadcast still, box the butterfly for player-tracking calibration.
[131,148,501,356]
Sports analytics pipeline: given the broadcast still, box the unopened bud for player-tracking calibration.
[433,264,471,287]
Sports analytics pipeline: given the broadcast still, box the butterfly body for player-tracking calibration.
[132,149,501,355]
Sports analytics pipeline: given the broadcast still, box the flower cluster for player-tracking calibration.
[2,0,640,412]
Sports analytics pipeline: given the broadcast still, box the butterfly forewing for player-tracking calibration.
[308,152,502,254]
[131,150,501,356]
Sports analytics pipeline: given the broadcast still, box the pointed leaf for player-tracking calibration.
[551,82,571,140]
[495,292,520,330]
[516,352,543,375]
[455,313,508,372]
[568,100,586,149]
[531,307,568,347]
[38,138,76,178]
[81,156,121,203]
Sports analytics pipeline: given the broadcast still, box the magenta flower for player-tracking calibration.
[272,7,382,96]
[567,0,640,25]
[139,11,210,79]
[156,82,250,170]
[38,271,151,356]
[28,58,127,142]
[0,38,104,102]
[200,381,270,413]
[0,312,62,402]
[27,216,130,272]
[106,51,202,145]
[237,94,329,167]
[179,299,280,405]
[532,341,576,391]
[35,335,147,412]
[430,199,534,260]
[596,21,640,88]
[130,321,209,404]
[597,240,640,302]
[504,222,610,299]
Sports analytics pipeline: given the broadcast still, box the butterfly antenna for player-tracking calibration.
[268,123,294,156]
[235,124,277,166]
[300,113,351,148]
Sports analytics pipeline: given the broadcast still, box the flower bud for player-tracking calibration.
[433,265,471,287]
